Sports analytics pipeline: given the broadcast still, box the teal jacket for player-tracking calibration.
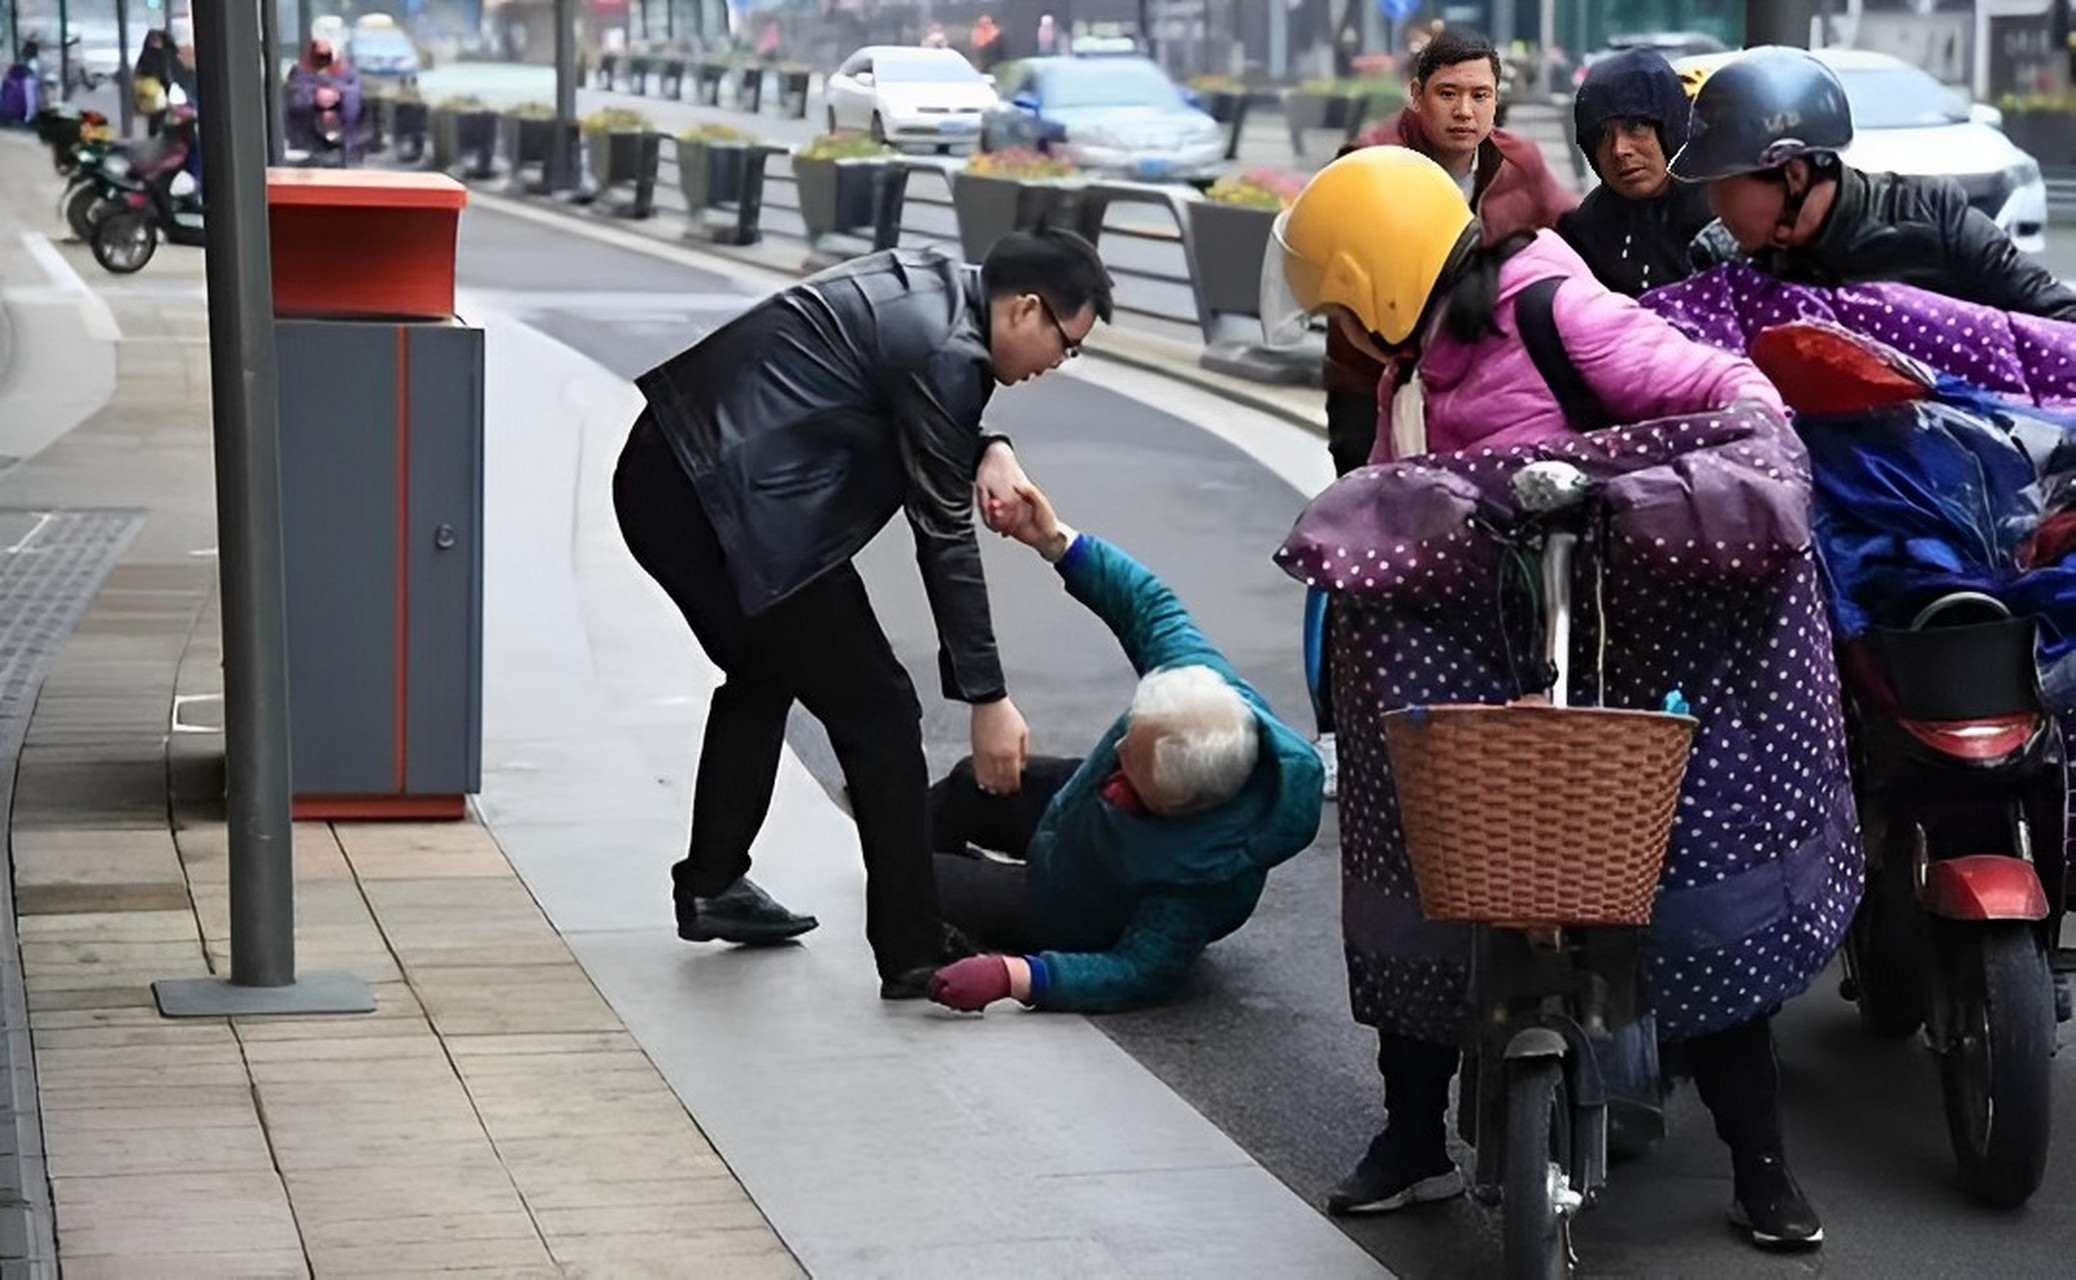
[1022,536,1325,1012]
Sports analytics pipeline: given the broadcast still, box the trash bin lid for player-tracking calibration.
[266,168,469,210]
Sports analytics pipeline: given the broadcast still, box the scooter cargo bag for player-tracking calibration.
[1865,616,2040,723]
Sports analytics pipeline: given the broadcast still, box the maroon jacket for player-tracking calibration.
[1324,108,1577,398]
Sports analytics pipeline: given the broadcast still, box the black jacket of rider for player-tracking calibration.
[1691,163,2076,321]
[636,247,1007,703]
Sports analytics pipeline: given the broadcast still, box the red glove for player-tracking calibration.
[928,955,1013,1011]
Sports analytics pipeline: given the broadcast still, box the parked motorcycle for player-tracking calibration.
[1752,320,2070,1210]
[88,127,205,275]
[1836,595,2066,1208]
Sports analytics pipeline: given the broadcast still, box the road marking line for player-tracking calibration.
[3,512,54,555]
[17,232,122,343]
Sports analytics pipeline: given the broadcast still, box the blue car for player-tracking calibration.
[984,56,1226,182]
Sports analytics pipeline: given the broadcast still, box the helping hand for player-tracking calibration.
[929,955,1013,1011]
[975,441,1032,535]
[969,697,1029,795]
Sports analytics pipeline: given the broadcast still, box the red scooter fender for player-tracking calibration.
[1922,856,2051,921]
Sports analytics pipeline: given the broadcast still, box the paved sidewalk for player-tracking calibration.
[0,131,800,1279]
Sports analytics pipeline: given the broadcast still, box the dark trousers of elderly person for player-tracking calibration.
[612,412,943,978]
[927,754,1083,954]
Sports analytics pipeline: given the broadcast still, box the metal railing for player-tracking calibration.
[644,144,1206,333]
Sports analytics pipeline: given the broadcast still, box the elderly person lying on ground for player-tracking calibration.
[925,480,1325,1014]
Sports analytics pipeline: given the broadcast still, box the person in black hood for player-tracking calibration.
[1558,48,1716,297]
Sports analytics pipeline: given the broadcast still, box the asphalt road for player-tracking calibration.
[457,200,2076,1278]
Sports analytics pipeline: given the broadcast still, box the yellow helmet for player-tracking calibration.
[1261,148,1477,349]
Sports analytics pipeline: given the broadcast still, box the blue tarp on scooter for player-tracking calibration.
[1797,386,2076,708]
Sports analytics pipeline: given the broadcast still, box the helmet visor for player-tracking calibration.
[1260,211,1326,349]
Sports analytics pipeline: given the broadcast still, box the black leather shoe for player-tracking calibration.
[677,877,818,945]
[879,965,936,1001]
[1729,1153,1824,1250]
[878,924,976,1000]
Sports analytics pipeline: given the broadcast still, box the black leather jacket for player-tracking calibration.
[1691,165,2076,321]
[636,249,1006,702]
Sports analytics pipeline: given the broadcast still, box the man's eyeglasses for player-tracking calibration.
[1033,294,1081,360]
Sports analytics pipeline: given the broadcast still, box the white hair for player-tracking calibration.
[1127,665,1259,815]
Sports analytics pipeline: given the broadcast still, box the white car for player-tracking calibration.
[824,46,998,153]
[1677,48,2048,254]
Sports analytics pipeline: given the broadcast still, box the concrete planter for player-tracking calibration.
[1185,200,1276,318]
[678,139,781,245]
[774,67,813,119]
[693,61,728,106]
[952,173,1075,264]
[1284,91,1368,156]
[794,155,887,241]
[587,131,662,217]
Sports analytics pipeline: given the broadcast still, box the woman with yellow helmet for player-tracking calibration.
[1271,146,1836,1253]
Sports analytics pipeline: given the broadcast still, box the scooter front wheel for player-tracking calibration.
[91,210,157,274]
[61,180,109,243]
[1503,1058,1575,1280]
[1939,921,2054,1207]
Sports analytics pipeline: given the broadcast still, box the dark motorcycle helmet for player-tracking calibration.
[1668,46,1853,183]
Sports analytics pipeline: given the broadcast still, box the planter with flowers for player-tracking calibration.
[1185,168,1305,318]
[793,131,902,249]
[1283,77,1395,156]
[1186,168,1319,384]
[584,108,661,216]
[499,102,568,192]
[1997,93,2076,167]
[953,148,1082,264]
[679,123,784,245]
[433,94,498,180]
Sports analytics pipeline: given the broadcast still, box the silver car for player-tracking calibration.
[987,56,1225,182]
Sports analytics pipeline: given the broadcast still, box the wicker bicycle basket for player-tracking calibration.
[1381,703,1698,928]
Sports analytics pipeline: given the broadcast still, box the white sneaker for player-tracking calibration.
[1315,732,1337,801]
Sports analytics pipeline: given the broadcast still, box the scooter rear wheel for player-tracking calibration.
[91,210,157,274]
[1503,1058,1574,1280]
[1939,921,2053,1207]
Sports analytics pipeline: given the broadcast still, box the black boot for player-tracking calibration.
[1326,1033,1464,1215]
[877,923,977,1000]
[676,875,818,945]
[1687,1016,1823,1250]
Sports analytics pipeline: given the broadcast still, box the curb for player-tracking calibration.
[460,187,1329,439]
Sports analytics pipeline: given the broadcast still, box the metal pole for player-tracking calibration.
[7,0,17,66]
[260,0,283,162]
[115,0,132,137]
[57,0,68,102]
[199,0,295,991]
[296,0,312,47]
[553,0,576,190]
[155,0,371,1020]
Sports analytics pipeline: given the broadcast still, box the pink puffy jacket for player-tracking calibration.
[1370,231,1784,463]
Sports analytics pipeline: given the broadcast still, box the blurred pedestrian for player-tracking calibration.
[133,28,175,136]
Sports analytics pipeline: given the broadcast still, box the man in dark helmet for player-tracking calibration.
[1675,46,2076,320]
[1558,48,1716,296]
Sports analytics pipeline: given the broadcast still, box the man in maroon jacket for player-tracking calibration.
[1321,28,1576,473]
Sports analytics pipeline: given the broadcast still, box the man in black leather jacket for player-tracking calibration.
[614,229,1113,998]
[1675,46,2076,321]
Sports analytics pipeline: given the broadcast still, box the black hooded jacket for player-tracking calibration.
[1557,49,1715,297]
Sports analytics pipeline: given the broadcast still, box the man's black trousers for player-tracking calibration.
[613,413,942,977]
